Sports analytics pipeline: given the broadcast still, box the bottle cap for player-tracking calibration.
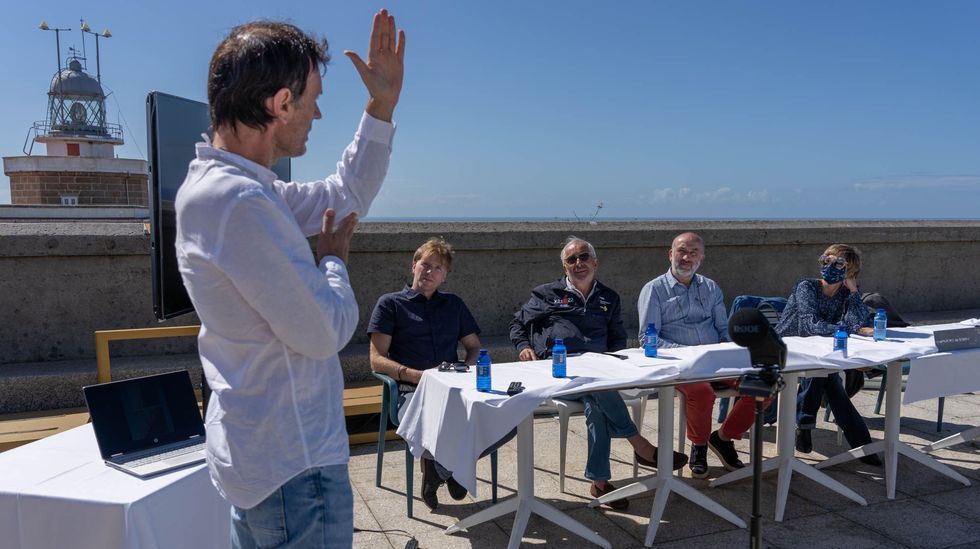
[877,308,885,314]
[554,338,564,345]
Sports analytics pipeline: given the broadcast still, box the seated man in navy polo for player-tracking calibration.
[367,237,481,511]
[510,236,687,510]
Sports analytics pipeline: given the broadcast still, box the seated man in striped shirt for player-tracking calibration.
[638,232,771,479]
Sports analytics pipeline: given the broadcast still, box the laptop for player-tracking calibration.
[83,370,207,479]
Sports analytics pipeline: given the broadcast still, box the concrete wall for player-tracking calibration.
[2,220,979,366]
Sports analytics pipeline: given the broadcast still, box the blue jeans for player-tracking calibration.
[231,464,353,549]
[797,373,872,448]
[569,391,639,482]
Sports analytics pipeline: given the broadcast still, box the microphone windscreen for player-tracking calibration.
[728,307,770,348]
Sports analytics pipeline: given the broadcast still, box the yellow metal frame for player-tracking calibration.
[91,325,391,446]
[94,325,201,383]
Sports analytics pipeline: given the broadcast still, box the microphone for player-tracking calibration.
[729,308,787,369]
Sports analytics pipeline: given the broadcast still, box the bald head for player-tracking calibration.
[672,232,703,249]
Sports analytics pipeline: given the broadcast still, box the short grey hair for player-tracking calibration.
[560,236,597,262]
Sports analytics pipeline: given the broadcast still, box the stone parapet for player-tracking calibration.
[1,219,978,366]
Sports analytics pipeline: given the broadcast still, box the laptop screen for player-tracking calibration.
[84,370,205,459]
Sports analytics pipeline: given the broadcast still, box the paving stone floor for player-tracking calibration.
[348,386,979,548]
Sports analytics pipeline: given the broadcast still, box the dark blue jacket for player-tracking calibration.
[510,278,627,358]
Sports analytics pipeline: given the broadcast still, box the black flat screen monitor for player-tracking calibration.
[146,91,290,320]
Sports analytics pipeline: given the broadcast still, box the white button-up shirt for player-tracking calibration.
[175,113,395,508]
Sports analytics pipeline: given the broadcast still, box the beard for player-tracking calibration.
[673,263,699,279]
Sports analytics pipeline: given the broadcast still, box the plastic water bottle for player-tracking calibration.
[833,323,848,355]
[551,338,567,378]
[476,349,491,392]
[643,323,658,357]
[874,309,887,341]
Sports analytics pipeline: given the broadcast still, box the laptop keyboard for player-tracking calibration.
[123,441,205,467]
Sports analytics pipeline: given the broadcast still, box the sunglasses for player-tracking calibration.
[819,255,847,268]
[564,252,592,265]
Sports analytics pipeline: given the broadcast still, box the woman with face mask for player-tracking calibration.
[774,244,882,466]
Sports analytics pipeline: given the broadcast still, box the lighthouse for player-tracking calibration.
[3,21,146,207]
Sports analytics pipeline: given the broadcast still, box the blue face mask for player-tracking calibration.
[821,264,846,284]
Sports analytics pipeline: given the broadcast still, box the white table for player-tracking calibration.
[817,326,976,495]
[710,369,867,521]
[400,348,763,547]
[0,424,230,549]
[398,332,966,545]
[908,344,980,452]
[709,331,944,520]
[588,384,746,546]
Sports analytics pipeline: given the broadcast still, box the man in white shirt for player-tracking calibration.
[175,11,404,548]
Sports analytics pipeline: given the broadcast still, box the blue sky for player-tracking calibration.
[2,1,979,219]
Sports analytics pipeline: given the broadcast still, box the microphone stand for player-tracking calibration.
[738,364,785,549]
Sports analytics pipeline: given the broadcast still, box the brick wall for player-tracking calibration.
[9,171,148,206]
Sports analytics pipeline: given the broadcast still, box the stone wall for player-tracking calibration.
[1,220,979,366]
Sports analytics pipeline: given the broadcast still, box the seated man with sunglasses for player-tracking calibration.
[775,243,881,466]
[510,236,687,509]
[368,237,482,510]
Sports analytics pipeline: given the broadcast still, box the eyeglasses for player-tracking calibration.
[819,255,847,268]
[564,252,592,265]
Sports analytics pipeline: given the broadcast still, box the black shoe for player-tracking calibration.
[689,444,709,479]
[795,428,813,454]
[445,475,468,501]
[859,453,883,467]
[635,447,688,471]
[420,458,440,511]
[708,430,745,471]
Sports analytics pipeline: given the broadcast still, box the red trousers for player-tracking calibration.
[677,380,773,445]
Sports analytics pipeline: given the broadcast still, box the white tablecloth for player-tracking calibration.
[0,424,230,549]
[397,329,947,495]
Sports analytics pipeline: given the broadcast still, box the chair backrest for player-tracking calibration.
[729,295,788,329]
[371,372,402,426]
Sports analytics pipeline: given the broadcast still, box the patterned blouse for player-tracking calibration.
[775,278,871,337]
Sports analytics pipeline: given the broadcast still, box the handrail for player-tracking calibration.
[93,325,201,383]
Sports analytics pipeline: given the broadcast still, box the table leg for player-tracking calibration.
[712,371,867,521]
[816,362,971,499]
[445,415,611,549]
[590,386,746,547]
[924,426,980,453]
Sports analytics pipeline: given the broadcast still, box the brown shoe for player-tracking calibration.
[635,447,689,471]
[590,482,629,510]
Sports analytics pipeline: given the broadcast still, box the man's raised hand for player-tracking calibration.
[345,8,405,122]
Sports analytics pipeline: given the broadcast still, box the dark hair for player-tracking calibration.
[208,21,330,131]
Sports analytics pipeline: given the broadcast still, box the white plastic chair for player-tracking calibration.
[547,389,654,493]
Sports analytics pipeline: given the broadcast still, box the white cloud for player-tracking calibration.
[852,175,980,191]
[648,186,772,204]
